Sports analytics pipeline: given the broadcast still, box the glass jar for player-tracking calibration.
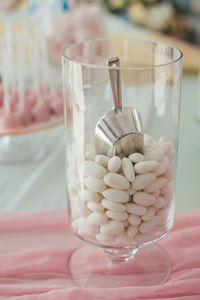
[62,38,183,287]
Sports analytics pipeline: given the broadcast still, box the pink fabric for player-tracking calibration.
[0,209,200,299]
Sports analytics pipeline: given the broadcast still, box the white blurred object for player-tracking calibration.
[47,4,105,65]
[127,2,174,31]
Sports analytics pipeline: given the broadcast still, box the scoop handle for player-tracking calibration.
[108,57,122,110]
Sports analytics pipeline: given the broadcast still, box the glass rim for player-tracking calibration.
[62,37,183,70]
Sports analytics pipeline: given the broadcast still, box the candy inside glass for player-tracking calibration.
[62,39,183,287]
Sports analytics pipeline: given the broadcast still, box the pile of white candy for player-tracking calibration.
[69,135,174,246]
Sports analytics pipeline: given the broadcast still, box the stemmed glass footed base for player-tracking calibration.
[69,243,171,288]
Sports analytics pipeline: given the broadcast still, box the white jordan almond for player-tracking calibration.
[126,203,147,216]
[134,160,159,174]
[144,177,168,193]
[102,199,126,212]
[141,207,156,221]
[83,161,106,178]
[84,177,106,193]
[129,153,144,163]
[80,189,100,203]
[122,157,135,182]
[133,191,156,207]
[100,220,124,235]
[87,201,104,212]
[87,212,108,226]
[96,233,116,244]
[127,225,138,238]
[154,156,169,176]
[132,173,156,190]
[144,148,164,162]
[103,173,130,190]
[128,214,141,225]
[108,156,121,172]
[85,152,96,160]
[95,155,109,167]
[139,216,160,234]
[154,196,166,209]
[127,187,137,195]
[102,189,129,203]
[105,210,128,221]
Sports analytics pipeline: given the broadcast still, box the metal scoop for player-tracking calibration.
[95,57,143,158]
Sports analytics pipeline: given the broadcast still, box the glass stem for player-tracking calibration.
[104,247,139,264]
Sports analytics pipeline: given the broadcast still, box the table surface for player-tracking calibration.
[0,14,199,212]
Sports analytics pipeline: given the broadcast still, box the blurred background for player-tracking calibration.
[0,0,199,212]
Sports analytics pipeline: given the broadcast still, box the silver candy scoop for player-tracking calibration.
[95,57,143,158]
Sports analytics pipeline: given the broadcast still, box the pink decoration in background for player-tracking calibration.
[0,86,64,134]
[0,209,199,299]
[47,4,105,65]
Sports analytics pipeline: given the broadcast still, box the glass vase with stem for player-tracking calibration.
[62,38,183,288]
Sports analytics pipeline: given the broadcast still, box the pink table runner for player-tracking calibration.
[0,209,200,299]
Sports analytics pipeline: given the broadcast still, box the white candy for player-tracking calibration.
[150,190,160,198]
[87,201,104,212]
[106,210,128,221]
[144,148,163,162]
[154,156,169,176]
[128,214,141,225]
[139,215,160,234]
[134,231,156,244]
[144,176,167,193]
[102,189,129,203]
[71,198,91,218]
[166,148,174,161]
[103,173,130,190]
[78,225,99,237]
[127,225,138,238]
[160,184,169,195]
[83,161,106,178]
[144,135,157,146]
[159,141,172,153]
[122,158,135,182]
[102,199,126,212]
[95,155,109,167]
[129,153,144,163]
[133,191,156,207]
[69,134,174,245]
[76,218,99,236]
[96,233,116,244]
[127,187,137,195]
[80,189,100,203]
[134,160,159,174]
[156,208,168,219]
[126,203,147,216]
[141,207,156,221]
[87,212,108,226]
[84,176,106,193]
[132,173,156,190]
[100,220,124,235]
[123,220,129,227]
[85,152,96,160]
[163,188,173,206]
[164,167,173,182]
[108,156,121,172]
[154,196,166,209]
[116,231,132,244]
